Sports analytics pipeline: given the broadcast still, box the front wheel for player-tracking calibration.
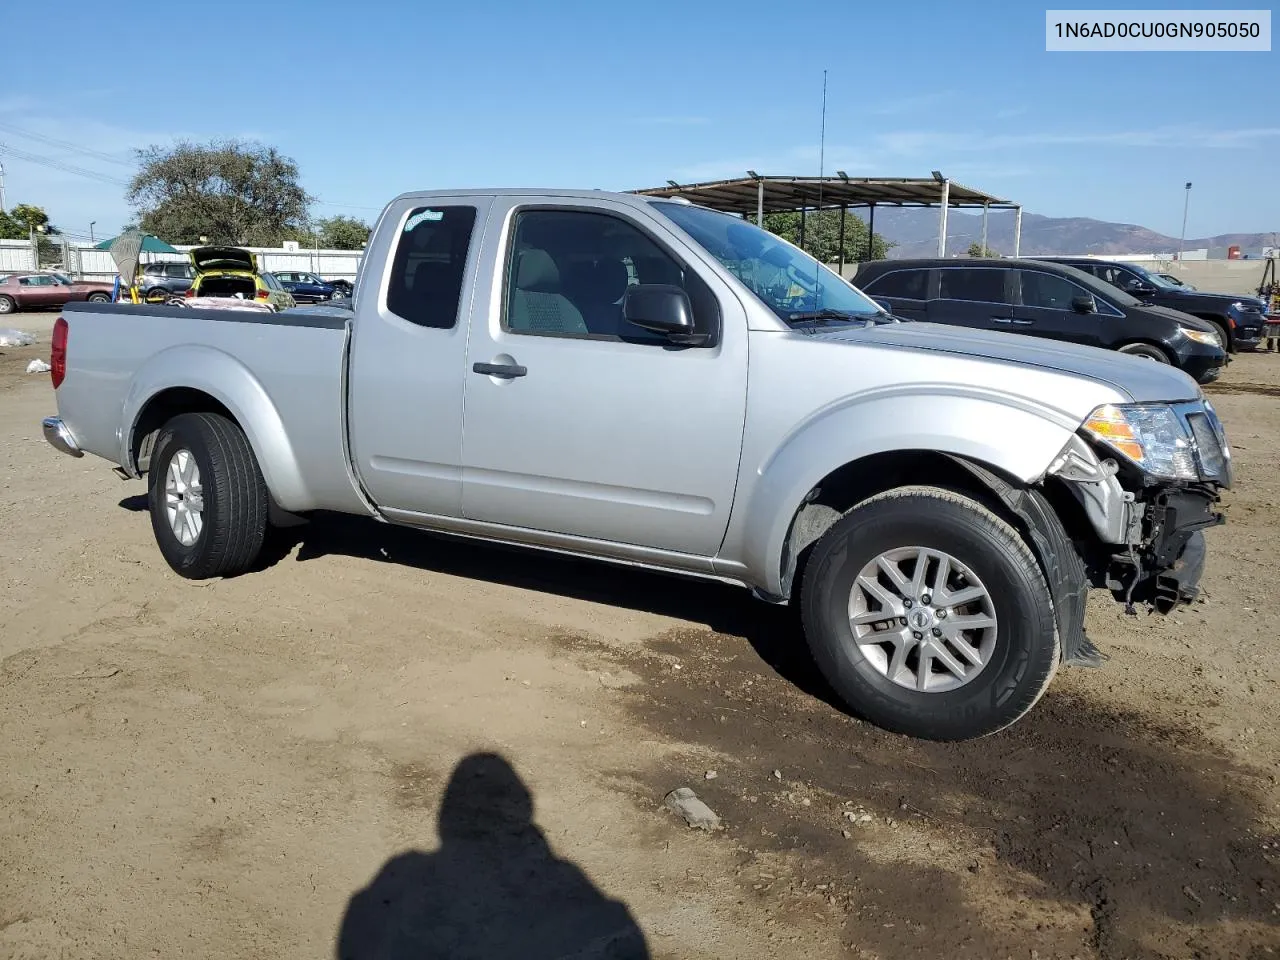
[0,294,14,314]
[800,486,1059,741]
[147,412,268,579]
[1118,342,1170,363]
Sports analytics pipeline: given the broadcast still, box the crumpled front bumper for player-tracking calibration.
[1105,485,1223,613]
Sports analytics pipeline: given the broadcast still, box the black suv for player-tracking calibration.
[138,261,196,300]
[1036,257,1267,352]
[854,257,1227,384]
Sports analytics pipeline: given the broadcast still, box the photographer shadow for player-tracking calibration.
[335,752,650,960]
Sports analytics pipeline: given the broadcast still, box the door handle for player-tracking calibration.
[1009,318,1034,325]
[472,361,527,379]
[991,317,1014,324]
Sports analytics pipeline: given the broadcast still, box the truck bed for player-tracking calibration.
[56,300,367,515]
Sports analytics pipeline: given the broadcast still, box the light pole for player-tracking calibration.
[0,159,6,214]
[89,221,96,245]
[30,223,46,269]
[1178,182,1192,260]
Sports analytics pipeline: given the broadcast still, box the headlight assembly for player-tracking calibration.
[1180,327,1222,347]
[1082,403,1198,480]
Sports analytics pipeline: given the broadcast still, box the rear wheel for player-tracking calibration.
[87,292,110,303]
[799,486,1059,741]
[147,412,268,579]
[1118,342,1170,363]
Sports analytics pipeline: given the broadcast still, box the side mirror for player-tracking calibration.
[623,283,707,345]
[873,298,893,313]
[1071,294,1097,314]
[1125,279,1156,296]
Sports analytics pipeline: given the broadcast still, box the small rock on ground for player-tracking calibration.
[664,787,721,831]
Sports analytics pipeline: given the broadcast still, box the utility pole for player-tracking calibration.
[0,159,6,213]
[1178,182,1192,260]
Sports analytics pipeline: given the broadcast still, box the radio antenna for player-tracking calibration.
[815,69,828,299]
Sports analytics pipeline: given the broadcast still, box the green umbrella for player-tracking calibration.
[93,233,179,253]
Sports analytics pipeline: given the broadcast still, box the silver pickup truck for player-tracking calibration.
[42,188,1232,741]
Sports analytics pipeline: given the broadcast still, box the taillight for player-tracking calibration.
[256,289,269,300]
[51,316,68,389]
[185,286,195,298]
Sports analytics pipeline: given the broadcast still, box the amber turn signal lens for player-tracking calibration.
[1083,405,1145,462]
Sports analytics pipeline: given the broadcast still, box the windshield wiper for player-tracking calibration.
[787,308,862,322]
[786,308,896,325]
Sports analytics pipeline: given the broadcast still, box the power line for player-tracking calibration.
[0,142,130,187]
[0,120,135,167]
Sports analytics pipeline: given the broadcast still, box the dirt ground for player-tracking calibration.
[2,313,1278,960]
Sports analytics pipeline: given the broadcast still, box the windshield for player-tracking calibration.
[650,201,890,325]
[1061,264,1142,307]
[1144,271,1182,290]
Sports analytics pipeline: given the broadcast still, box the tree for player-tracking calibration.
[316,215,370,250]
[127,139,313,246]
[966,242,1000,258]
[752,209,893,263]
[0,203,61,264]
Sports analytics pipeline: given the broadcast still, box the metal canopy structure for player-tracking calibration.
[632,174,1024,266]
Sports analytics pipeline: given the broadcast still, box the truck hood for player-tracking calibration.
[1162,289,1265,311]
[189,246,257,274]
[819,321,1201,403]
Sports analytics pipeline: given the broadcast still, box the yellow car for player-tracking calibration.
[186,246,296,312]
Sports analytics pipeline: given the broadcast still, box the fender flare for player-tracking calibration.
[945,456,1098,667]
[729,387,1082,600]
[120,344,313,510]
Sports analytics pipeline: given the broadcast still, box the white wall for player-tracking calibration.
[0,238,36,272]
[70,244,363,282]
[1,239,363,283]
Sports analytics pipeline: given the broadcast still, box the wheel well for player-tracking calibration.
[1116,340,1173,361]
[779,450,1027,600]
[131,388,236,475]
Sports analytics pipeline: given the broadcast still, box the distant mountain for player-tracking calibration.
[865,207,1276,258]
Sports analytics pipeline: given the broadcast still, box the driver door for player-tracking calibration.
[17,275,60,307]
[459,199,749,558]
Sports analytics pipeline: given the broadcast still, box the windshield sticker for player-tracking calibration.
[404,209,445,231]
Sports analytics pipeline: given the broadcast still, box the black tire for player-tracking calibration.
[800,485,1059,741]
[1118,342,1170,363]
[87,292,110,303]
[147,412,268,579]
[0,294,14,314]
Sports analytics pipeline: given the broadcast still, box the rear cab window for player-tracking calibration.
[385,205,479,329]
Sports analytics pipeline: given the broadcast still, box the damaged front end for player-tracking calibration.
[1048,399,1230,616]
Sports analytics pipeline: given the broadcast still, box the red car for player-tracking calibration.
[0,272,116,314]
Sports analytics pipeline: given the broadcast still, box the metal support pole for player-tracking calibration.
[937,180,951,257]
[1178,182,1192,260]
[1013,206,1023,258]
[981,203,988,256]
[756,178,764,226]
[837,203,846,273]
[799,206,806,250]
[866,203,876,262]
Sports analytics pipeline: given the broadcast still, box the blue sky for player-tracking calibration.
[0,0,1274,242]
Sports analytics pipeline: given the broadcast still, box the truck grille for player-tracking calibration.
[1186,409,1228,481]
